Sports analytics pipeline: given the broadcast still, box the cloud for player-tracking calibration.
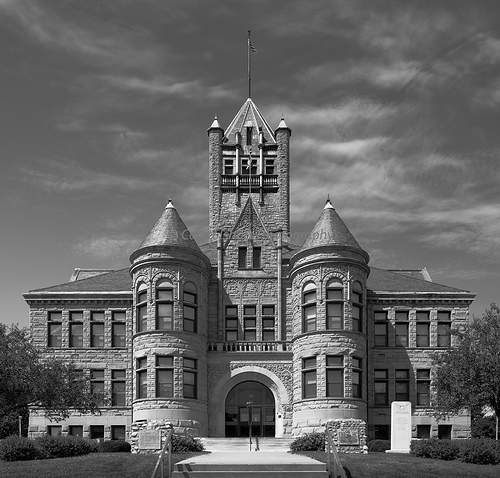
[17,158,163,193]
[74,236,140,258]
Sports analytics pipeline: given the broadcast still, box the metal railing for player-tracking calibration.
[208,341,291,352]
[150,425,174,478]
[325,427,347,478]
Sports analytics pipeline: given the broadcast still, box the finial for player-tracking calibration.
[165,199,175,209]
[324,195,334,209]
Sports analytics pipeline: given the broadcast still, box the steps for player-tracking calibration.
[201,437,294,451]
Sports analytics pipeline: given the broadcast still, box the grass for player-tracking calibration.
[296,451,500,478]
[0,452,205,478]
[1,451,500,478]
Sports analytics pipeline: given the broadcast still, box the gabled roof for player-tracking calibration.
[136,200,201,252]
[25,268,132,294]
[224,98,276,145]
[298,199,364,252]
[367,267,471,293]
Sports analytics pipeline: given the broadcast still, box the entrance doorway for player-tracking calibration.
[225,381,275,437]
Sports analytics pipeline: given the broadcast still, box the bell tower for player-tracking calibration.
[207,98,291,242]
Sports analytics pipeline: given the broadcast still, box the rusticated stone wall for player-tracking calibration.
[326,418,368,453]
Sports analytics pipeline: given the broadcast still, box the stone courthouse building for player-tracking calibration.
[24,96,475,443]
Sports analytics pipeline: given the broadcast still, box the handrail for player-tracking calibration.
[325,427,347,478]
[150,426,174,478]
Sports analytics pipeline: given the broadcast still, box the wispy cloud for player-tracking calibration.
[74,236,140,258]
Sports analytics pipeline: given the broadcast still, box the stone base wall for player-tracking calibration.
[326,418,368,454]
[130,420,173,454]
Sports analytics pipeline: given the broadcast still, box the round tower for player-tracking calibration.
[289,199,370,434]
[129,200,211,439]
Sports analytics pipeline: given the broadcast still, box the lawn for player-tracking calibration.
[298,451,500,478]
[0,452,204,478]
[1,451,500,478]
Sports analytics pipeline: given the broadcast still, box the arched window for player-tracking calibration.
[351,281,363,332]
[155,279,174,330]
[183,282,197,333]
[302,282,317,333]
[326,279,344,330]
[136,283,148,333]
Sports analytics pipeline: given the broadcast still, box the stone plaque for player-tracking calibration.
[389,401,412,453]
[338,429,359,445]
[139,429,161,450]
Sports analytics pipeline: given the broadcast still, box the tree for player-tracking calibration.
[0,324,103,438]
[432,304,500,423]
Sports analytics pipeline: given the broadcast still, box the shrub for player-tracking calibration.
[290,432,325,452]
[458,438,500,465]
[410,438,437,458]
[171,434,204,452]
[367,440,391,453]
[0,435,42,461]
[100,440,131,453]
[429,440,460,461]
[34,435,98,458]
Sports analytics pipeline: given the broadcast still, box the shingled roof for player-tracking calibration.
[367,267,470,293]
[26,268,132,294]
[136,200,201,252]
[298,199,364,253]
[224,98,277,145]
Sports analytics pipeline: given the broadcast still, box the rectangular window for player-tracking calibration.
[48,311,62,347]
[438,424,452,440]
[112,311,126,347]
[47,425,62,436]
[69,311,83,347]
[137,304,147,333]
[183,357,197,399]
[111,370,126,407]
[243,305,256,341]
[224,158,234,175]
[374,311,388,347]
[238,247,247,269]
[90,426,104,440]
[136,357,147,399]
[69,426,83,437]
[302,357,317,399]
[265,158,275,175]
[225,305,238,341]
[303,304,316,332]
[246,126,253,145]
[374,369,388,405]
[437,311,451,347]
[326,355,344,397]
[91,311,105,347]
[352,305,362,332]
[416,311,430,347]
[252,247,261,269]
[352,357,362,399]
[156,356,173,398]
[395,369,410,401]
[416,369,431,406]
[394,311,409,347]
[91,370,105,405]
[327,302,343,330]
[183,291,197,333]
[111,426,126,441]
[262,305,275,341]
[417,425,431,439]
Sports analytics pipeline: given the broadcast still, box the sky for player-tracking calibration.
[1,0,499,327]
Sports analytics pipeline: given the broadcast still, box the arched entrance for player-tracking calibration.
[225,381,275,437]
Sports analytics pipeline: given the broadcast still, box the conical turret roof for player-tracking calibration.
[299,199,363,252]
[136,200,201,251]
[224,98,276,144]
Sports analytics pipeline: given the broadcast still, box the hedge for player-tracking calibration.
[290,432,326,452]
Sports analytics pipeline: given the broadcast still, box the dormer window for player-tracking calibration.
[246,126,253,145]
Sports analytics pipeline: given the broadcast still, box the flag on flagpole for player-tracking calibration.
[248,39,257,53]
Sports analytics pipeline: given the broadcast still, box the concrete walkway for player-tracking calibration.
[175,449,324,466]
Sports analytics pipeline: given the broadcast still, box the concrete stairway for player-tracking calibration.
[172,439,329,477]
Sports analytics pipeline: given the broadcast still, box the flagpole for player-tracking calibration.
[247,30,251,98]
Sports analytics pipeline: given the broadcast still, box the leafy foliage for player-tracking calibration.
[410,438,500,465]
[100,440,132,453]
[367,440,391,452]
[471,416,497,439]
[0,434,98,461]
[289,432,326,452]
[0,324,103,438]
[431,304,500,421]
[171,434,204,452]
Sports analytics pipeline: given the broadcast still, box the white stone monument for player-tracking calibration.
[388,401,412,453]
